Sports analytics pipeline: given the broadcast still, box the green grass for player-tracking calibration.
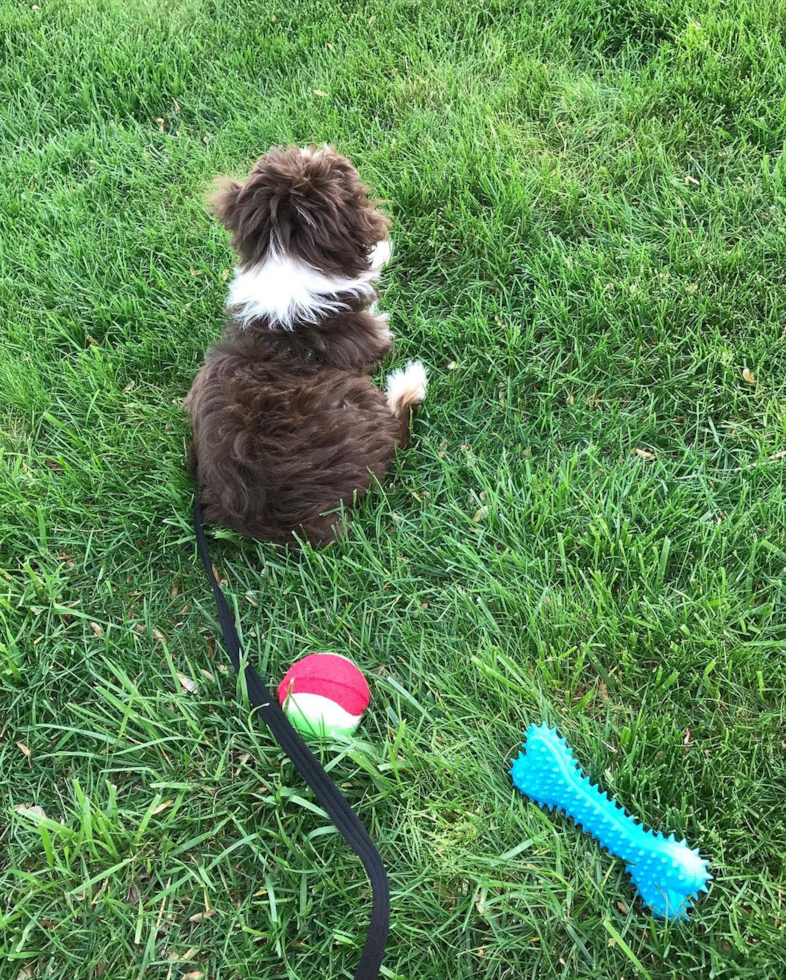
[2,0,786,976]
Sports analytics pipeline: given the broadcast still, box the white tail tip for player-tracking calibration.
[386,360,428,412]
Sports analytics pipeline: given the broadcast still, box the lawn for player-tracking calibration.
[1,0,786,977]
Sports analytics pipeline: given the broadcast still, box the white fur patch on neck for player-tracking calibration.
[227,251,381,330]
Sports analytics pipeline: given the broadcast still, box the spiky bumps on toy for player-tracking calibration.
[509,724,711,919]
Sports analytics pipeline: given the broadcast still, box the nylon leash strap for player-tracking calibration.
[193,499,390,980]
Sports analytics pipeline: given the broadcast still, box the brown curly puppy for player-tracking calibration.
[185,145,427,545]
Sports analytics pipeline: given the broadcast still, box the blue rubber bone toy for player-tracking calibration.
[509,724,711,919]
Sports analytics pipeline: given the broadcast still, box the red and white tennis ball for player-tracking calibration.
[277,653,370,738]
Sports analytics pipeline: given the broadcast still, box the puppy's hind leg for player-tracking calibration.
[385,360,428,448]
[187,440,199,477]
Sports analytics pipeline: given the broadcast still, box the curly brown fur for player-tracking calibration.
[185,145,427,546]
[209,144,389,279]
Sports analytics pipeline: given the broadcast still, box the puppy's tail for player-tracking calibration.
[385,361,428,449]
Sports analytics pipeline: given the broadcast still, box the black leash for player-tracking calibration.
[193,499,390,979]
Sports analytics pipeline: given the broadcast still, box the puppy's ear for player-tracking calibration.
[207,177,244,231]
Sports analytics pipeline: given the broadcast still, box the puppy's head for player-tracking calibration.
[210,145,389,279]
